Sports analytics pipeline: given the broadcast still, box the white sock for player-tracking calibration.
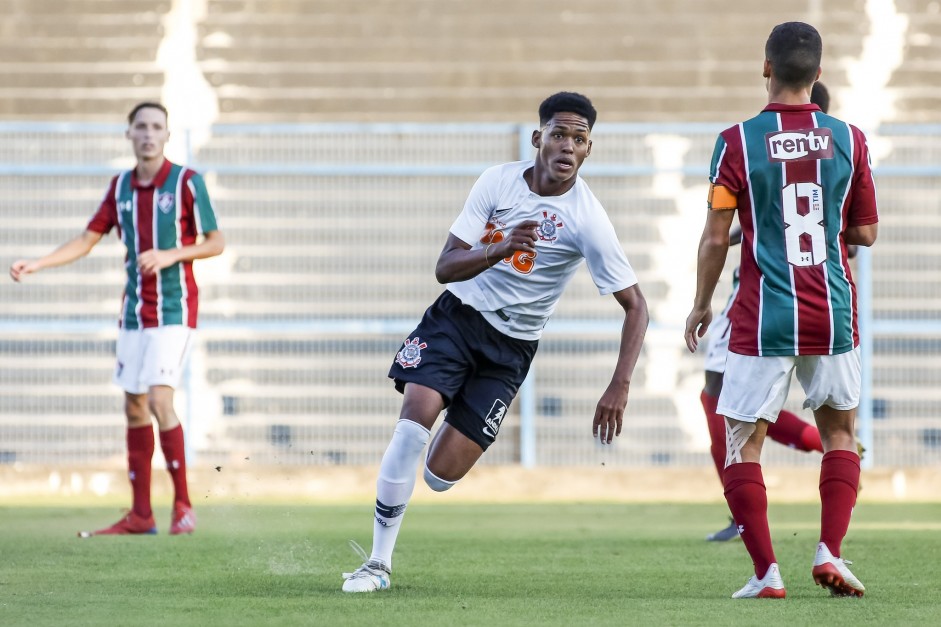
[370,419,429,569]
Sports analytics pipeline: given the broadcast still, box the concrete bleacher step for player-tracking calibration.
[0,0,168,14]
[210,88,769,123]
[201,64,757,92]
[199,37,769,65]
[0,96,157,120]
[3,17,164,39]
[0,37,161,60]
[197,11,792,38]
[0,68,163,90]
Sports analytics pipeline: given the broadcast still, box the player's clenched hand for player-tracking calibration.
[493,220,539,258]
[684,306,712,353]
[137,249,177,275]
[9,259,39,282]
[592,382,628,444]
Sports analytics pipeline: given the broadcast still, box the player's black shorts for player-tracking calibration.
[389,290,538,451]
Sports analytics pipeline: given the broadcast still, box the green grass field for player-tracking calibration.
[2,501,939,626]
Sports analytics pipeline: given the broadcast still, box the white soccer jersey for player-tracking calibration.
[447,160,638,340]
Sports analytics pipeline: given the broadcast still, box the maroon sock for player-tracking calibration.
[766,409,822,452]
[701,391,727,482]
[159,425,191,507]
[819,450,860,556]
[127,425,155,519]
[724,462,776,577]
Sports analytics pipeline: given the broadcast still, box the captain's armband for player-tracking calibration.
[707,184,737,211]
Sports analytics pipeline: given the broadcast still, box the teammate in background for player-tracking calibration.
[811,80,830,115]
[700,81,859,543]
[342,92,649,593]
[685,23,878,598]
[10,102,224,536]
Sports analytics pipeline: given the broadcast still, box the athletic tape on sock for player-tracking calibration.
[725,419,756,467]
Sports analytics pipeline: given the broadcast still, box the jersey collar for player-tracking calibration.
[131,158,173,190]
[762,102,822,114]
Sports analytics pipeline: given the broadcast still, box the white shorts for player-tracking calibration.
[717,347,861,423]
[114,326,193,394]
[703,310,732,374]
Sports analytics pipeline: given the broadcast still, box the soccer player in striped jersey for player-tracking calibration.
[10,102,225,537]
[342,92,649,593]
[700,82,862,544]
[685,23,878,598]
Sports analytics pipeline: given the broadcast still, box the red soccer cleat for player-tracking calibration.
[812,542,865,597]
[80,511,157,537]
[169,502,196,535]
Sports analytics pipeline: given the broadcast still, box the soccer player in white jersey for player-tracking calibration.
[10,102,225,536]
[342,92,649,592]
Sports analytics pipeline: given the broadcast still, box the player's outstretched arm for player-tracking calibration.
[592,284,649,444]
[9,230,103,282]
[434,221,539,284]
[684,208,735,353]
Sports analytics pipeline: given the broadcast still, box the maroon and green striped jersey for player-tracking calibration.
[87,159,219,329]
[709,103,879,356]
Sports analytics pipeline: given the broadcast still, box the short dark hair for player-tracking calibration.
[811,81,830,114]
[128,102,169,125]
[538,92,597,130]
[765,22,822,88]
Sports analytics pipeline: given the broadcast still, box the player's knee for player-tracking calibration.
[724,419,758,466]
[423,464,457,492]
[147,396,177,424]
[124,394,150,424]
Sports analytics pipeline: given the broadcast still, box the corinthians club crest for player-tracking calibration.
[396,336,428,369]
[536,210,564,242]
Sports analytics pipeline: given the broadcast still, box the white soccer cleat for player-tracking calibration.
[812,542,865,597]
[341,539,391,593]
[342,559,391,593]
[731,562,787,599]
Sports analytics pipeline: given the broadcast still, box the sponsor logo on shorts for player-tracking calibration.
[765,128,834,162]
[157,192,175,214]
[395,337,427,368]
[537,211,564,242]
[482,399,508,439]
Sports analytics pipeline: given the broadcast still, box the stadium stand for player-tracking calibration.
[195,0,865,123]
[1,1,940,469]
[0,0,170,120]
[4,0,940,123]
